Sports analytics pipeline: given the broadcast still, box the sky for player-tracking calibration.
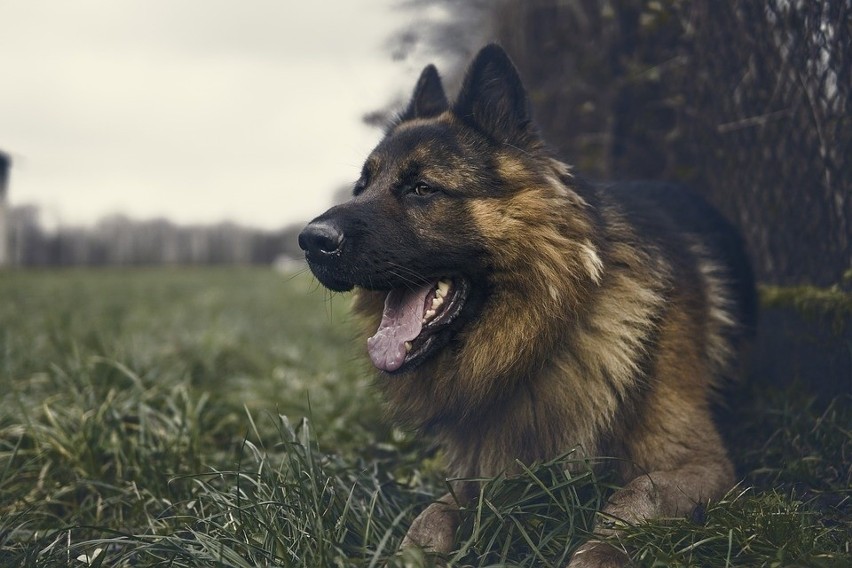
[0,0,453,230]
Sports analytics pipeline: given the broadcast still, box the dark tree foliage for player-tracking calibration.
[387,0,494,63]
[489,0,850,286]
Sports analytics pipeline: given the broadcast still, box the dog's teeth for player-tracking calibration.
[431,296,444,310]
[437,280,451,297]
[423,309,436,322]
[404,341,412,352]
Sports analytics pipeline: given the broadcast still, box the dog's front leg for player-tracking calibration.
[400,492,460,555]
[568,456,734,567]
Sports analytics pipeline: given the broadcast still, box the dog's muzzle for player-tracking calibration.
[298,220,344,259]
[298,218,356,292]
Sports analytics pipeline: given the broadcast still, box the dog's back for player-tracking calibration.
[605,181,757,346]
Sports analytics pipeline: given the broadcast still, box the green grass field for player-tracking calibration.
[0,268,849,567]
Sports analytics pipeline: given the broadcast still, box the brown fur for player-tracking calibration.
[300,45,755,567]
[350,153,741,565]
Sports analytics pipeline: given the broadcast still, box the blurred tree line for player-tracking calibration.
[6,205,303,267]
[395,0,850,287]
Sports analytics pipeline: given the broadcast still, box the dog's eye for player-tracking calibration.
[411,181,436,197]
[353,164,374,196]
[353,174,370,196]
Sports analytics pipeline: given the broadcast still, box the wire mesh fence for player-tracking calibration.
[492,0,850,286]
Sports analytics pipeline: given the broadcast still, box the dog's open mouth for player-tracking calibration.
[367,277,469,373]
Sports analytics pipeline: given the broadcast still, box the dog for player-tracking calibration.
[299,44,756,567]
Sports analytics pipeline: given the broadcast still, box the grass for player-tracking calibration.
[760,284,852,333]
[0,267,849,567]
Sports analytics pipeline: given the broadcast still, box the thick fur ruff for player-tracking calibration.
[300,44,756,566]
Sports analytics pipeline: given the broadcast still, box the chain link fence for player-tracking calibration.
[491,0,850,286]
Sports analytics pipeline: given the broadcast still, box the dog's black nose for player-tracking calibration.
[298,220,344,257]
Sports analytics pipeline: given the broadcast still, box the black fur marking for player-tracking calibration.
[453,43,534,146]
[398,64,449,124]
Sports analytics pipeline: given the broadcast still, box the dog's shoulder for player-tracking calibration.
[600,180,757,336]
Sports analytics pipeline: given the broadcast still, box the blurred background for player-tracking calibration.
[1,0,848,288]
[0,0,467,267]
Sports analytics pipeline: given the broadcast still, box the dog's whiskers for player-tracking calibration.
[386,262,431,290]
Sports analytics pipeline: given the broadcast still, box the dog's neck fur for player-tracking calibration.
[353,169,672,480]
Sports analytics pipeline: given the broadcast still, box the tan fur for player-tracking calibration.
[349,154,742,566]
[301,47,753,567]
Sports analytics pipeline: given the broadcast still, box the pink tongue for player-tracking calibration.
[367,281,435,372]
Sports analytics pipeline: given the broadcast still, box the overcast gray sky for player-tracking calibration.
[0,0,452,229]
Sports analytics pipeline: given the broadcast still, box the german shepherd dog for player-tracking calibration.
[299,44,756,567]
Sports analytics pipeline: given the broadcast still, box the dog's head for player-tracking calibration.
[299,45,599,377]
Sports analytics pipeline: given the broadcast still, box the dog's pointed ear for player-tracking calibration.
[400,64,449,122]
[453,44,533,144]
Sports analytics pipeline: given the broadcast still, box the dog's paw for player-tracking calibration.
[400,500,458,555]
[567,539,629,568]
